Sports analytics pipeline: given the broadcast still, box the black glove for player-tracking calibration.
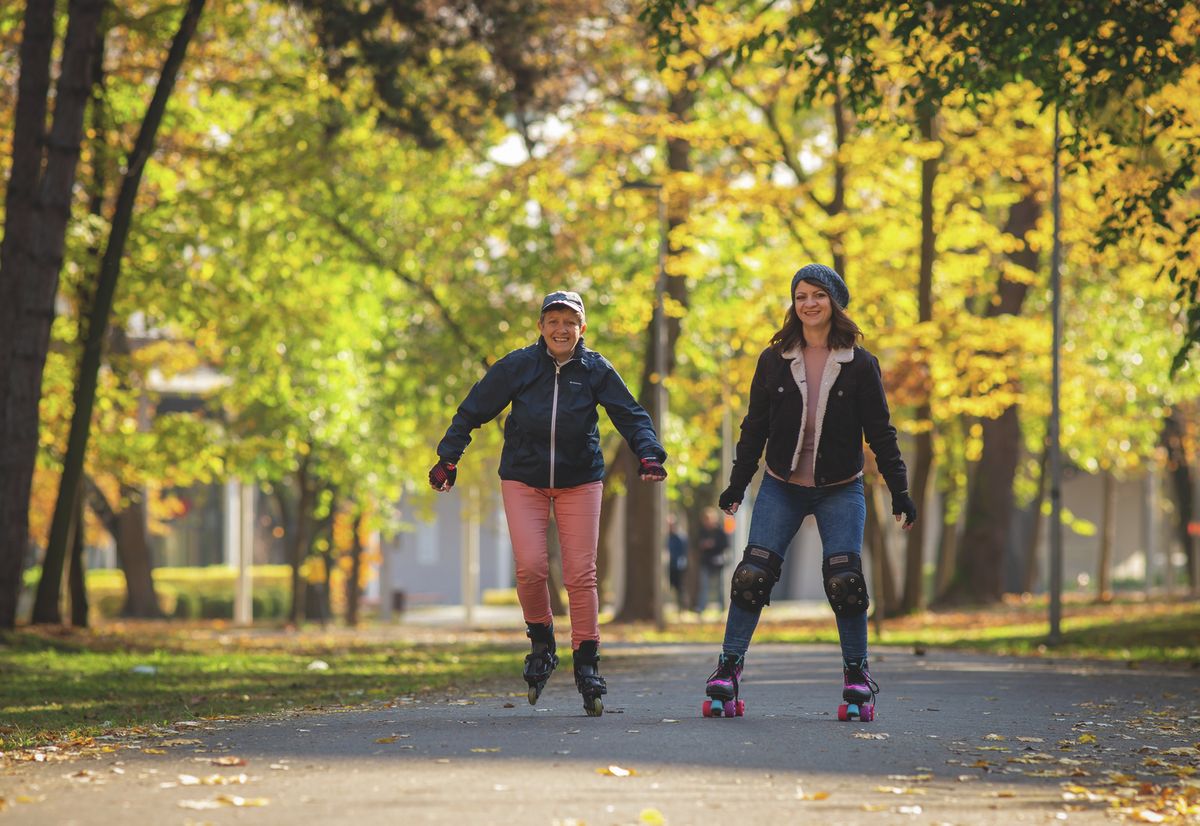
[639,457,667,481]
[428,459,457,491]
[892,490,917,528]
[718,485,743,514]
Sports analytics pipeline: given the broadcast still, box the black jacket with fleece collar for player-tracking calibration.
[727,344,908,498]
[436,338,666,489]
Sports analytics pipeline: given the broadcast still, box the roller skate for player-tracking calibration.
[837,657,879,722]
[523,622,558,705]
[572,640,606,717]
[702,653,744,718]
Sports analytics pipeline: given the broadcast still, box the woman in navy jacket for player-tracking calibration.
[430,290,667,716]
[702,264,916,721]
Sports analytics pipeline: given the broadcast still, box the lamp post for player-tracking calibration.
[1048,103,1064,644]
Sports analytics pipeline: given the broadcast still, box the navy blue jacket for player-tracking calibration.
[437,338,666,489]
[728,344,908,497]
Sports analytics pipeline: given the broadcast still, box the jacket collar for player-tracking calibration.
[780,344,854,363]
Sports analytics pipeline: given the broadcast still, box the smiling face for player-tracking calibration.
[793,279,833,334]
[538,307,585,361]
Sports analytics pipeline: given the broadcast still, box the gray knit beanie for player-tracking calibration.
[791,263,849,309]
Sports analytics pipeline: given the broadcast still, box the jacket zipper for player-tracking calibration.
[549,362,562,488]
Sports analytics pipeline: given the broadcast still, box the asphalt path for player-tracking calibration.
[3,643,1198,825]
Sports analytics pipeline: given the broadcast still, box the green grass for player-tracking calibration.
[0,626,512,751]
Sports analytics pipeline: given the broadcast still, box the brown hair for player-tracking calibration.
[768,300,862,352]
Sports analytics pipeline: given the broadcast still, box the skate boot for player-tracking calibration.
[702,653,745,718]
[522,622,558,705]
[572,640,606,717]
[837,657,879,722]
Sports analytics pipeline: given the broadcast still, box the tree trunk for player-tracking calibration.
[345,511,364,627]
[864,477,899,616]
[115,489,162,617]
[615,77,694,623]
[34,0,206,624]
[594,458,621,607]
[285,457,314,625]
[1020,443,1049,593]
[1161,411,1195,594]
[942,193,1040,605]
[1097,470,1115,602]
[0,0,104,630]
[900,100,939,615]
[68,489,88,627]
[933,429,971,602]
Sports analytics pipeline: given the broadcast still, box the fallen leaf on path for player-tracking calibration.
[887,774,932,782]
[471,748,500,753]
[141,748,166,755]
[852,732,889,740]
[211,756,246,766]
[1077,733,1097,744]
[178,799,222,810]
[984,733,1006,741]
[375,737,399,744]
[875,786,925,795]
[598,765,635,777]
[639,808,666,824]
[659,719,678,724]
[795,787,830,801]
[987,791,1017,798]
[215,794,269,807]
[1016,736,1044,743]
[896,805,923,815]
[160,738,202,746]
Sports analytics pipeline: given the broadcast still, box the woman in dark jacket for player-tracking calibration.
[430,290,667,716]
[702,264,916,722]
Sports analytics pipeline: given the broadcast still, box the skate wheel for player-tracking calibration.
[734,699,745,717]
[702,700,713,718]
[860,703,874,722]
[837,703,850,721]
[527,684,539,705]
[585,696,604,717]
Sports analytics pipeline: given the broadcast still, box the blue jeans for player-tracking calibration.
[722,474,868,662]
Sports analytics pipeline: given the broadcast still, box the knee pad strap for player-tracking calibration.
[823,552,869,616]
[730,545,783,611]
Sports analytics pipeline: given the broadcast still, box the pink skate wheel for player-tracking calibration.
[837,703,850,721]
[735,699,745,717]
[702,700,713,717]
[860,703,874,722]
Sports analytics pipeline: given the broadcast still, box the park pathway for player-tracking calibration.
[2,643,1198,824]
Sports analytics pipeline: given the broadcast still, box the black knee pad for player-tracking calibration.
[823,552,869,616]
[730,545,783,611]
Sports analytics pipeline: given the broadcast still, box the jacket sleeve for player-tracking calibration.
[727,349,773,495]
[594,358,666,463]
[435,355,517,462]
[858,352,909,496]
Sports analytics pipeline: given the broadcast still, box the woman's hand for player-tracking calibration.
[718,486,742,515]
[428,459,457,492]
[639,457,667,482]
[891,490,917,530]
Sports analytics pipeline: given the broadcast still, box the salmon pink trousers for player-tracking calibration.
[500,479,603,650]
